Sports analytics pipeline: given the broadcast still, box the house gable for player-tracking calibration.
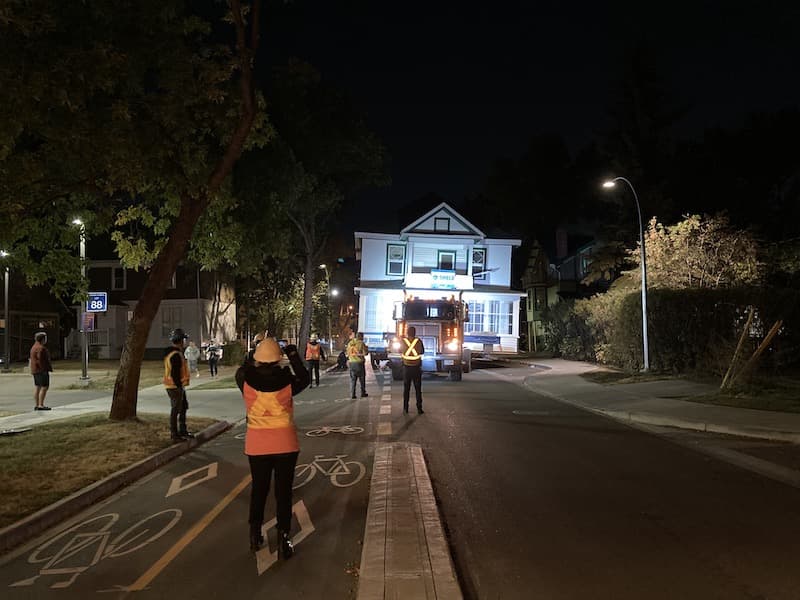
[400,202,486,240]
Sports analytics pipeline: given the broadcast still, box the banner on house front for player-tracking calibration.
[430,269,456,289]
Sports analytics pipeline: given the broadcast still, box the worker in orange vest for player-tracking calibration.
[163,328,193,441]
[305,333,327,388]
[235,338,309,558]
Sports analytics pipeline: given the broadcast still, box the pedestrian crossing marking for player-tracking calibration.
[377,422,392,436]
[380,405,391,415]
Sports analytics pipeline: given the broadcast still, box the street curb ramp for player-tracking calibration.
[0,420,232,555]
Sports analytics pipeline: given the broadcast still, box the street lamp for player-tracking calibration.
[72,218,90,381]
[1,250,9,372]
[319,264,334,355]
[602,177,650,371]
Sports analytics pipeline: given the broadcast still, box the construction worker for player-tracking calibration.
[401,326,425,414]
[163,328,194,441]
[305,333,327,387]
[346,332,369,399]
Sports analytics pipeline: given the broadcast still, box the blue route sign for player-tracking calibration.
[87,292,108,313]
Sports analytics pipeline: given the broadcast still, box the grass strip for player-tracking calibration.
[0,412,217,529]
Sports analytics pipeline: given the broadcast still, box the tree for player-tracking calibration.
[634,214,762,289]
[0,1,269,419]
[235,60,388,348]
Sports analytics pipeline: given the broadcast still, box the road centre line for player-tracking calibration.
[125,473,251,592]
[380,405,391,415]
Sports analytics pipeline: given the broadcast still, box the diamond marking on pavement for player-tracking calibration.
[256,500,315,574]
[165,462,219,498]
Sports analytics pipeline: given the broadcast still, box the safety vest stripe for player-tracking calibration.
[402,338,421,361]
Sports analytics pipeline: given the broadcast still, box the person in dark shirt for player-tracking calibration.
[30,331,53,411]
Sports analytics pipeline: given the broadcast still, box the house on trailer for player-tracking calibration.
[66,261,237,360]
[354,202,524,354]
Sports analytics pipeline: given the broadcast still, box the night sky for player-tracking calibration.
[264,1,800,231]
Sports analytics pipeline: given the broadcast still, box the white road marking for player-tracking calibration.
[379,405,391,415]
[256,500,315,574]
[377,422,392,436]
[165,463,219,498]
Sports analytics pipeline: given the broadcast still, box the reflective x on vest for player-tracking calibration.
[402,338,421,362]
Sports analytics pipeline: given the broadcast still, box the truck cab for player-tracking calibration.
[388,294,472,381]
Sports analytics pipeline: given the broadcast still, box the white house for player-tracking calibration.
[354,202,524,353]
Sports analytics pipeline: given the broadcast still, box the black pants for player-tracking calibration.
[209,357,219,377]
[166,387,188,435]
[307,359,320,385]
[403,364,423,410]
[248,451,299,532]
[349,362,366,397]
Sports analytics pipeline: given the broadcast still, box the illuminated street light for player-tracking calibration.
[1,250,9,372]
[602,177,650,371]
[72,218,90,381]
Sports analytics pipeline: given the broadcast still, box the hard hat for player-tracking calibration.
[254,338,282,363]
[253,331,266,344]
[169,328,188,343]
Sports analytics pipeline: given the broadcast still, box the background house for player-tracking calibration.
[354,202,524,353]
[65,261,236,360]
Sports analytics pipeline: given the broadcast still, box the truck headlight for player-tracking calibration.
[446,340,459,352]
[392,340,401,350]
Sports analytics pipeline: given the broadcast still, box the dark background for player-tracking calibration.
[262,1,800,234]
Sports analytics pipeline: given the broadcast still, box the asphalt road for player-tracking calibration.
[4,360,800,600]
[1,367,379,599]
[392,362,800,600]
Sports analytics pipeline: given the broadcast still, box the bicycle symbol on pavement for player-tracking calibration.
[293,455,366,489]
[10,510,182,589]
[305,424,364,437]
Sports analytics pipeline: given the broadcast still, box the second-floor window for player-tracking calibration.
[112,267,126,290]
[471,248,486,281]
[386,244,406,275]
[438,250,455,271]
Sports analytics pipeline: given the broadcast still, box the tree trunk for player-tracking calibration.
[109,0,262,420]
[299,252,315,352]
[110,199,205,420]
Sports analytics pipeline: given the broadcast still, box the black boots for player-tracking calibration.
[278,529,294,560]
[249,525,264,553]
[249,526,293,559]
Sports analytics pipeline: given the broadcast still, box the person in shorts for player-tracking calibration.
[30,331,53,411]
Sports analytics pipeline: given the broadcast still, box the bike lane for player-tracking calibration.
[1,368,386,599]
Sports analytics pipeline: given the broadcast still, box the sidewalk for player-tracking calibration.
[519,358,800,444]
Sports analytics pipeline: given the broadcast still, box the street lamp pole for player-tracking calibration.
[319,264,333,355]
[1,250,9,372]
[73,219,90,381]
[602,177,650,371]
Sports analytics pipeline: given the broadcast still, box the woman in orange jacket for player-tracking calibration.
[235,338,310,557]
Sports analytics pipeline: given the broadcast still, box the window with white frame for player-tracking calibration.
[438,250,455,271]
[112,267,126,290]
[161,306,182,338]
[434,217,450,232]
[465,300,513,334]
[471,248,487,281]
[386,244,406,276]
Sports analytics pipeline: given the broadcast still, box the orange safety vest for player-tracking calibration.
[242,383,299,455]
[402,337,422,366]
[305,342,321,360]
[163,350,190,388]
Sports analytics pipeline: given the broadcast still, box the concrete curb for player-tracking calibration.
[523,380,800,445]
[0,420,232,555]
[358,442,462,600]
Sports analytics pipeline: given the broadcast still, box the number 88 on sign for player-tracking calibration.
[87,292,108,313]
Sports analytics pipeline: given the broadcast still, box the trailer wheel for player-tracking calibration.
[449,368,462,381]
